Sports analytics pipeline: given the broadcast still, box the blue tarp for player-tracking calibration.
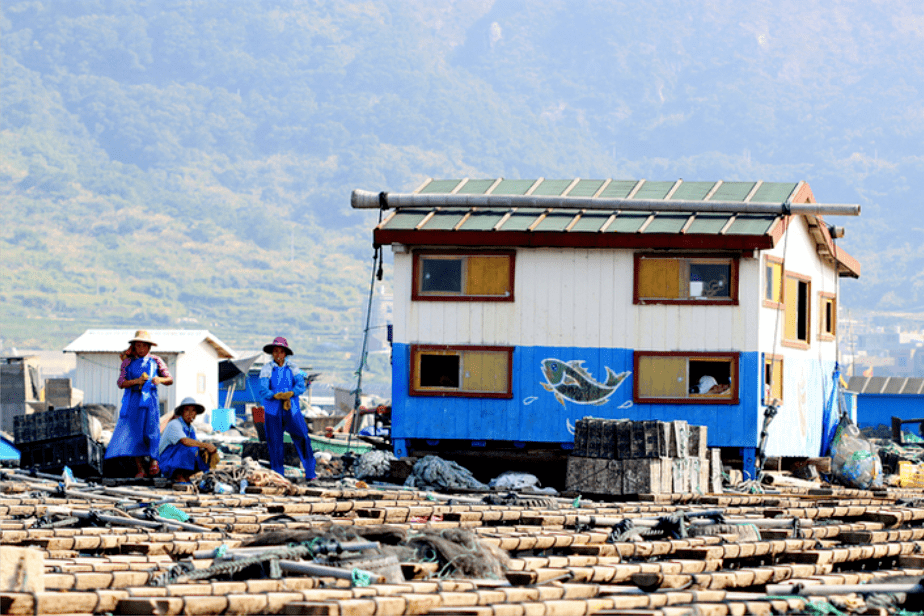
[0,436,20,462]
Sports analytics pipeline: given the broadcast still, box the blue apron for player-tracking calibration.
[264,363,316,479]
[105,355,161,460]
[159,419,208,480]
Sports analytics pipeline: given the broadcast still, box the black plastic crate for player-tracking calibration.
[18,434,104,476]
[13,406,90,444]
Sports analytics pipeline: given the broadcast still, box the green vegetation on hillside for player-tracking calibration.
[3,0,924,386]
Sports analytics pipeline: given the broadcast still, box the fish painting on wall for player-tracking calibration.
[540,358,630,407]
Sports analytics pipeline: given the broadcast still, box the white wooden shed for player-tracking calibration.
[64,330,236,416]
[353,178,862,478]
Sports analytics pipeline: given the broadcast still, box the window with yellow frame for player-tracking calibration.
[410,345,513,398]
[783,273,811,348]
[819,293,836,340]
[763,355,783,405]
[764,256,784,308]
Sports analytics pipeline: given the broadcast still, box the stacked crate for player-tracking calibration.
[567,418,722,495]
[13,407,103,476]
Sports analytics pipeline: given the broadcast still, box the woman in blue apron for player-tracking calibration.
[105,330,173,478]
[259,336,316,480]
[159,397,218,483]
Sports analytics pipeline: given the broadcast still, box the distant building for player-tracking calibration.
[64,330,236,416]
[848,376,924,430]
[0,356,42,433]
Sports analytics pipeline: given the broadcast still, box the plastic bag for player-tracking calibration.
[830,417,883,489]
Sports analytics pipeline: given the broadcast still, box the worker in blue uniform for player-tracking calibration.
[159,397,218,483]
[259,336,316,480]
[106,330,174,478]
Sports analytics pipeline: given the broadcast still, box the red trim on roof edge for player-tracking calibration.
[373,230,776,251]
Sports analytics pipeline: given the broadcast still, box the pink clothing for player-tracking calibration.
[118,354,170,388]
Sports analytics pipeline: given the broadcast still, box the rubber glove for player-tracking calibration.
[273,391,294,400]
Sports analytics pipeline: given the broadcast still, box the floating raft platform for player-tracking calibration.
[3,476,924,616]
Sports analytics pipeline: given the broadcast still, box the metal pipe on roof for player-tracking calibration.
[350,189,861,216]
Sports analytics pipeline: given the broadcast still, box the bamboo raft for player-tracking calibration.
[3,475,924,616]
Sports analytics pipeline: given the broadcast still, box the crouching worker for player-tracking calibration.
[159,397,219,483]
[260,336,316,480]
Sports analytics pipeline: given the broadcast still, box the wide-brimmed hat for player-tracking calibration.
[174,396,205,416]
[263,336,293,356]
[128,330,157,346]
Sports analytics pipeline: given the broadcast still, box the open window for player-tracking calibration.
[634,254,738,305]
[634,352,739,404]
[763,355,783,405]
[413,251,514,301]
[410,345,513,398]
[819,293,836,341]
[764,256,784,308]
[783,272,811,348]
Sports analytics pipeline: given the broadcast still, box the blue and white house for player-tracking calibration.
[353,179,861,475]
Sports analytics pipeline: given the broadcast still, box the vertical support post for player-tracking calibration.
[393,438,409,458]
[741,447,757,481]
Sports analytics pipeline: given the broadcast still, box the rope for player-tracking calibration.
[344,208,385,467]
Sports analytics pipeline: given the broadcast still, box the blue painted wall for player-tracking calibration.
[391,343,764,450]
[855,394,924,431]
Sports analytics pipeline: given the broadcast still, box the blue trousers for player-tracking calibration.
[264,407,316,479]
[159,443,208,480]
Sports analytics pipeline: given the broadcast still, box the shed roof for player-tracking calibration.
[847,376,924,395]
[365,178,860,278]
[64,329,236,359]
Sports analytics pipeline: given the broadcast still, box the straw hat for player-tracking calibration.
[174,396,205,416]
[128,330,158,346]
[263,336,293,356]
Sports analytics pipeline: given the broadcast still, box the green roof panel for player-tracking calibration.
[598,180,640,199]
[570,212,612,232]
[569,179,607,197]
[533,212,579,232]
[644,213,691,234]
[458,209,509,231]
[492,179,536,195]
[685,213,732,234]
[709,182,755,202]
[724,215,779,235]
[418,179,463,194]
[750,182,798,203]
[456,179,496,195]
[531,179,573,196]
[501,209,546,231]
[633,181,675,200]
[607,212,650,233]
[670,181,716,201]
[380,209,432,230]
[420,210,468,231]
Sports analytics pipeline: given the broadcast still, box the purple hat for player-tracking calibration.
[263,336,293,356]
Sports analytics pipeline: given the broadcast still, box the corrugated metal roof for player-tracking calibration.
[368,179,861,278]
[378,179,795,236]
[64,329,236,359]
[847,376,924,395]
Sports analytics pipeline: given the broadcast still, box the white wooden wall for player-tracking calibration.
[394,248,761,352]
[74,352,177,412]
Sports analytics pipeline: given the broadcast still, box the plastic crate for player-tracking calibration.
[18,434,104,476]
[13,407,89,444]
[898,461,924,488]
[211,407,236,432]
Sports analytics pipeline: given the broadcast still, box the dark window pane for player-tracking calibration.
[421,258,463,293]
[420,354,460,388]
[689,263,730,298]
[689,360,732,395]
